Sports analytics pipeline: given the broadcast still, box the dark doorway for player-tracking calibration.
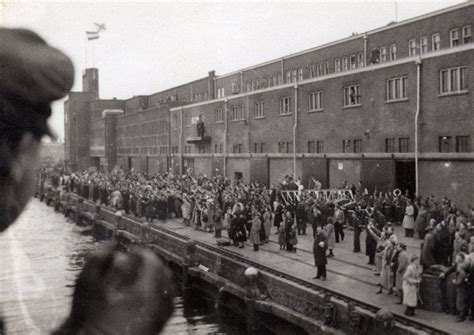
[234,172,243,181]
[395,161,416,198]
[127,157,132,170]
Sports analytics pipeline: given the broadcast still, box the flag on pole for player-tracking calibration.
[86,31,99,40]
[86,23,106,41]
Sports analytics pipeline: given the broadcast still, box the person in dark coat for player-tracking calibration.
[273,199,284,232]
[365,218,378,265]
[144,196,155,223]
[284,211,294,252]
[313,226,328,281]
[296,202,307,235]
[352,211,363,253]
[122,189,130,214]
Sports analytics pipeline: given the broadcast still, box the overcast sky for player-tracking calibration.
[2,0,464,139]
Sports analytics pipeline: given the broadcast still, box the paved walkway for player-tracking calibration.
[143,217,471,335]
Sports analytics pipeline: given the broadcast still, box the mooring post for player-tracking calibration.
[244,267,260,335]
[114,211,123,240]
[182,240,197,294]
[374,309,395,333]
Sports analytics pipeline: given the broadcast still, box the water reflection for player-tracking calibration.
[0,199,244,334]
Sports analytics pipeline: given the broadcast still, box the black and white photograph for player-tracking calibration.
[0,1,473,334]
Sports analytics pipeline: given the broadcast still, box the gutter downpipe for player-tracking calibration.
[363,34,368,67]
[224,99,229,179]
[415,56,422,196]
[179,107,184,175]
[293,84,298,179]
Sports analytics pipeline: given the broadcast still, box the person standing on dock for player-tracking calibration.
[402,255,421,316]
[313,226,328,281]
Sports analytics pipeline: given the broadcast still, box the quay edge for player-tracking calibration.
[39,187,437,335]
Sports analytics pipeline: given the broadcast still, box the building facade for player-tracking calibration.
[65,2,474,207]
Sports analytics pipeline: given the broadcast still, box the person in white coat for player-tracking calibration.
[402,199,416,238]
[403,255,421,316]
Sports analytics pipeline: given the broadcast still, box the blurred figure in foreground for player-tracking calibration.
[0,28,174,334]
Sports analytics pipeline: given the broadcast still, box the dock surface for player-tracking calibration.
[144,217,472,335]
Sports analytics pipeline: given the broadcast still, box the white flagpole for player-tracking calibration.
[92,39,95,68]
[84,33,88,68]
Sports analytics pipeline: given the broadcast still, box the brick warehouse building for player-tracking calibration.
[65,2,474,208]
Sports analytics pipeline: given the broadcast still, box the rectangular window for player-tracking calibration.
[350,55,356,69]
[353,139,362,153]
[232,144,243,153]
[451,29,460,47]
[215,109,223,123]
[439,136,452,152]
[310,65,316,78]
[335,58,341,73]
[385,138,395,153]
[260,143,266,153]
[342,140,352,153]
[316,63,322,77]
[298,68,304,81]
[386,76,408,101]
[316,141,324,153]
[409,39,417,56]
[253,143,266,154]
[357,53,364,67]
[255,102,265,118]
[184,113,191,127]
[420,36,428,54]
[278,72,283,85]
[217,88,225,98]
[307,141,315,153]
[380,47,387,62]
[278,141,293,153]
[309,91,323,111]
[399,137,410,153]
[292,69,297,83]
[389,44,397,60]
[324,61,329,75]
[343,85,361,107]
[432,33,441,51]
[440,67,468,94]
[456,136,471,152]
[286,70,292,83]
[246,81,252,92]
[462,25,472,44]
[279,97,291,115]
[231,105,245,121]
[342,57,348,71]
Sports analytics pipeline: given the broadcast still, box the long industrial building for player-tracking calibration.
[64,2,474,208]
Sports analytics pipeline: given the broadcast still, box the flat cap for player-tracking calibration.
[0,28,74,136]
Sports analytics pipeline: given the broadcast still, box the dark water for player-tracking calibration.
[0,199,233,334]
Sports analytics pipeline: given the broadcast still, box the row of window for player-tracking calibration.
[408,25,471,57]
[208,66,467,123]
[217,25,471,99]
[439,136,471,153]
[335,53,364,72]
[169,135,471,155]
[117,146,168,156]
[118,121,168,139]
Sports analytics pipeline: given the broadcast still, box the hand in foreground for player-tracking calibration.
[54,244,175,335]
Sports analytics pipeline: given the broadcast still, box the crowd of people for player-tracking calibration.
[40,167,474,321]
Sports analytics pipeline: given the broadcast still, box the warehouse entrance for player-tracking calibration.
[395,161,416,197]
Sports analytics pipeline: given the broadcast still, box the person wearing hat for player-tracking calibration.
[0,28,174,334]
[402,255,421,316]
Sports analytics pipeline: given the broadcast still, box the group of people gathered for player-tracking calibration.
[40,168,474,321]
